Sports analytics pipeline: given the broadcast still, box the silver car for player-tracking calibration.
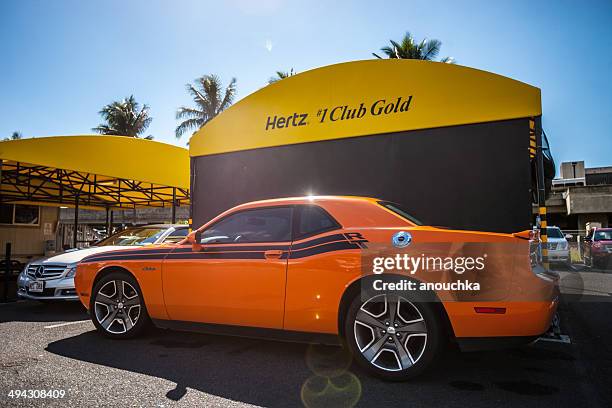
[545,226,570,265]
[17,224,189,301]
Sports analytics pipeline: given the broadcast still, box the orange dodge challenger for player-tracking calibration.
[75,196,559,380]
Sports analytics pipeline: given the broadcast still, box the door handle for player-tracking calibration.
[264,250,283,259]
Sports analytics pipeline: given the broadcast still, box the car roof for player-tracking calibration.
[230,195,380,210]
[130,224,187,229]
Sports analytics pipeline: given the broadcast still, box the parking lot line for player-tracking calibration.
[44,320,91,329]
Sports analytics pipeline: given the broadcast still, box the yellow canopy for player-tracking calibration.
[0,135,189,209]
[190,59,541,157]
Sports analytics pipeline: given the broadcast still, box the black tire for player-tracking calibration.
[344,293,444,381]
[90,271,150,339]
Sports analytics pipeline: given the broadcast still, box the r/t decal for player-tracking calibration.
[344,232,369,249]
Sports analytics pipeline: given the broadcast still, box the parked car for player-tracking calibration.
[75,196,559,380]
[545,226,570,265]
[17,224,189,301]
[582,227,612,269]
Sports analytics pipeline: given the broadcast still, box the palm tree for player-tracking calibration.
[3,131,22,141]
[373,31,454,63]
[92,95,153,139]
[268,68,296,84]
[175,75,237,139]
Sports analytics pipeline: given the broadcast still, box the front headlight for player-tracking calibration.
[65,266,77,278]
[559,241,569,250]
[18,265,29,283]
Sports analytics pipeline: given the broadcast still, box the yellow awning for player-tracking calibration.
[0,135,189,209]
[190,59,542,157]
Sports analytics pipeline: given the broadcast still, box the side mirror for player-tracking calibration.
[188,230,203,251]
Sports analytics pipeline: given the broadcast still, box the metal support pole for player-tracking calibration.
[110,210,114,235]
[3,243,11,302]
[171,187,177,224]
[73,198,79,248]
[535,117,548,271]
[105,206,110,238]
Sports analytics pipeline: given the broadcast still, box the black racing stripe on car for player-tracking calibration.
[291,234,348,250]
[166,252,267,260]
[82,253,174,263]
[289,241,361,259]
[167,247,193,252]
[82,247,289,263]
[83,251,169,260]
[82,239,361,263]
[108,248,175,255]
[81,248,173,262]
[198,245,290,252]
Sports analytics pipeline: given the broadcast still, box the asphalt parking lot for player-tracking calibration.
[1,271,611,408]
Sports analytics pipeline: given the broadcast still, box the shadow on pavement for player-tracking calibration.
[0,300,87,323]
[44,324,592,408]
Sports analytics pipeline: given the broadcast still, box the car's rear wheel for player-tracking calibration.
[90,271,150,339]
[344,293,443,381]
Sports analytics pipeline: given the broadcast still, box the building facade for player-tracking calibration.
[536,161,612,233]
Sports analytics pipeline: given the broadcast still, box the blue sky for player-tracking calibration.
[1,0,611,169]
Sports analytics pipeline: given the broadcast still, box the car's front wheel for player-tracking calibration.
[344,293,443,381]
[90,271,150,339]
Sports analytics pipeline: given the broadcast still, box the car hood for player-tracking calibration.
[33,246,135,265]
[546,237,567,243]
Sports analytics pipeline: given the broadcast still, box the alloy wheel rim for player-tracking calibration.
[353,294,427,372]
[94,280,141,334]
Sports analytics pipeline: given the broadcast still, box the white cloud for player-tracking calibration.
[265,39,273,52]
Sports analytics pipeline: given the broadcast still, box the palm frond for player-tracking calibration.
[421,39,441,60]
[176,106,204,120]
[379,45,396,58]
[175,118,204,139]
[219,77,237,112]
[374,31,451,63]
[175,74,237,138]
[93,95,152,137]
[186,83,209,107]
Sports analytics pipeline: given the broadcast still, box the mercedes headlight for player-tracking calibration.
[65,265,77,278]
[18,264,29,283]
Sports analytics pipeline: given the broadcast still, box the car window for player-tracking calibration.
[594,230,612,241]
[377,201,423,225]
[162,228,189,243]
[546,228,563,239]
[97,227,167,246]
[202,207,292,244]
[296,205,340,239]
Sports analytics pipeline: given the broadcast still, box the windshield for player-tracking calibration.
[594,230,612,241]
[96,227,168,246]
[377,201,423,226]
[546,227,563,239]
